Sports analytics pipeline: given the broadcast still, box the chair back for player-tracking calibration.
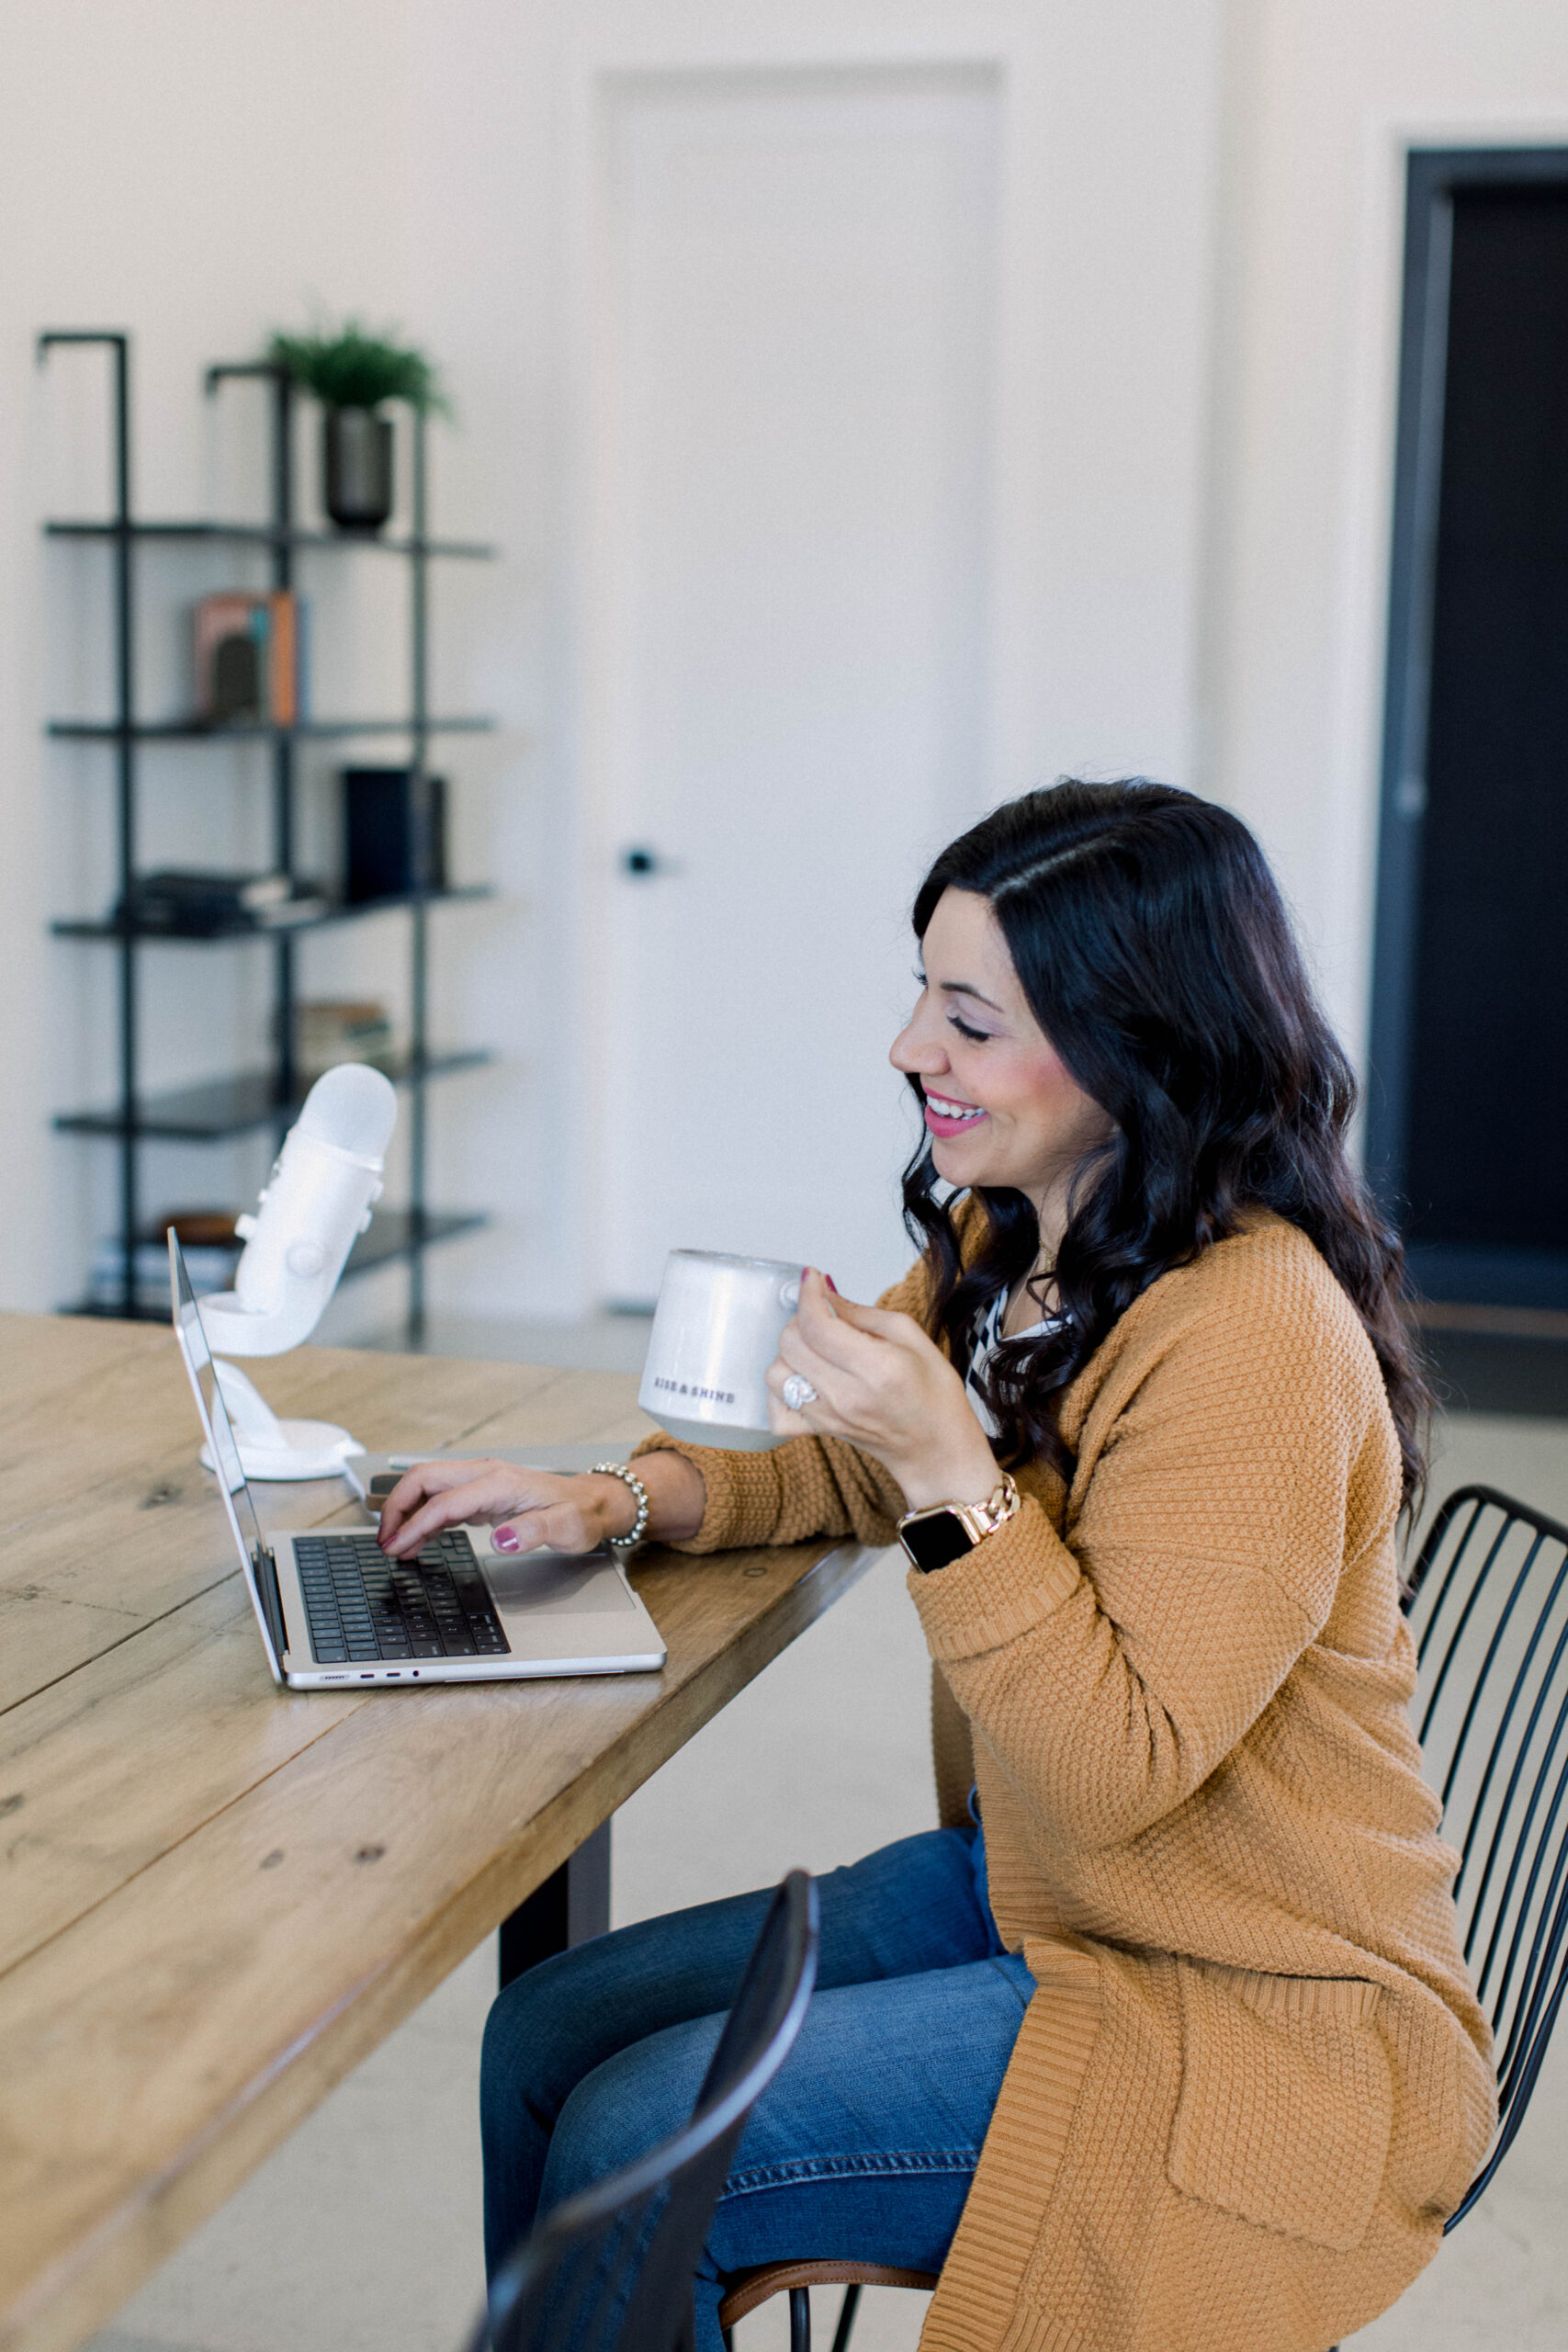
[1405,1484,1568,2224]
[469,1868,820,2352]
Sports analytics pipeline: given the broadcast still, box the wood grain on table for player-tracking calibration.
[0,1314,877,2352]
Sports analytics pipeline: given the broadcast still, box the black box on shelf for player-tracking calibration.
[342,767,448,903]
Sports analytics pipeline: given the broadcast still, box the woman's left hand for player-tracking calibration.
[765,1268,1001,1511]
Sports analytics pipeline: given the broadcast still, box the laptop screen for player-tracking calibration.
[169,1231,285,1676]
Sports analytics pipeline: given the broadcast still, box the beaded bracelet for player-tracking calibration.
[590,1462,651,1554]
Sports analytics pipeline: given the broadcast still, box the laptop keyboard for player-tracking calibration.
[292,1531,511,1665]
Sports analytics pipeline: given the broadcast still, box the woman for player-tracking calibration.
[380,781,1495,2352]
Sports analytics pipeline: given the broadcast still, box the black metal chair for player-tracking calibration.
[724,1485,1568,2352]
[1402,1482,1568,2225]
[468,1868,819,2352]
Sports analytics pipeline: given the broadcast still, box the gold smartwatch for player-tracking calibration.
[897,1473,1021,1572]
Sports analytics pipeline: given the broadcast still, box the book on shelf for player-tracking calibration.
[278,997,398,1082]
[192,590,309,724]
[115,869,330,935]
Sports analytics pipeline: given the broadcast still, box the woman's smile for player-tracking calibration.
[922,1089,990,1138]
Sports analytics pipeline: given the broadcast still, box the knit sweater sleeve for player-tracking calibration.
[627,1254,931,1552]
[908,1241,1399,1850]
[631,1425,907,1551]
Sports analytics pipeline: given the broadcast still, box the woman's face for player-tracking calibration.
[889,886,1111,1217]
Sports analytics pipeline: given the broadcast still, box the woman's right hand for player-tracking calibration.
[377,1451,706,1559]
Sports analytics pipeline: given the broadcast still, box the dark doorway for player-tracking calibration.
[1370,151,1568,1314]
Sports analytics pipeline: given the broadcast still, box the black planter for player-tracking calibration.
[322,406,394,533]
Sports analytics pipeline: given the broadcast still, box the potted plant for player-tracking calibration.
[267,322,449,533]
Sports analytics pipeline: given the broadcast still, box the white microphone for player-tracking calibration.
[195,1065,399,1481]
[201,1065,398,1358]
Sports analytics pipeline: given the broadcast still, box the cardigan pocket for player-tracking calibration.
[1167,1960,1393,2252]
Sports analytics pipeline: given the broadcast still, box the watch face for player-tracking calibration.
[900,1509,976,1572]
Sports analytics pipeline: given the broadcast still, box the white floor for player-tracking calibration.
[85,1400,1568,2352]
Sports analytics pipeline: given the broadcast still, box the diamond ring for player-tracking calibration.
[782,1374,818,1412]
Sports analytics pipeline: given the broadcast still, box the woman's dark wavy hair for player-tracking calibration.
[904,779,1430,1513]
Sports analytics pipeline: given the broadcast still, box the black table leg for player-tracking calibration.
[497,1817,613,1988]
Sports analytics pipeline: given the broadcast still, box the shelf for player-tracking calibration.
[65,1208,489,1320]
[55,1050,494,1140]
[46,519,496,559]
[48,716,495,742]
[41,334,491,1344]
[51,885,494,942]
[337,1207,491,1279]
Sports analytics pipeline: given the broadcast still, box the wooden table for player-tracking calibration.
[0,1314,876,2352]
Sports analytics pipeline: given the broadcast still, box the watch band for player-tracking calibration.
[897,1473,1021,1571]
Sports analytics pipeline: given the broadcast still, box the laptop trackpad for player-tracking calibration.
[486,1552,644,1620]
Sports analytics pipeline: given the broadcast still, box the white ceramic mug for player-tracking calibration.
[638,1250,805,1452]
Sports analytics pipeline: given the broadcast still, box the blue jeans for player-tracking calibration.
[479,1825,1034,2350]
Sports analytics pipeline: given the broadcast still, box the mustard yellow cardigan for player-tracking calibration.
[635,1214,1496,2352]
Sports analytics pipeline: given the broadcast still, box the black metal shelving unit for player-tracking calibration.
[40,332,497,1336]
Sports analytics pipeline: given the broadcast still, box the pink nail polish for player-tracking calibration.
[492,1526,521,1554]
[825,1273,840,1294]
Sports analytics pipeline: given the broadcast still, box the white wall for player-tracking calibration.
[0,0,421,1317]
[1203,0,1568,1051]
[4,0,1568,1325]
[0,0,537,1327]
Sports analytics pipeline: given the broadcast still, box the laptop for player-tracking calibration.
[170,1231,667,1690]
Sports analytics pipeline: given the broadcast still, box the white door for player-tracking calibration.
[595,69,1000,1303]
